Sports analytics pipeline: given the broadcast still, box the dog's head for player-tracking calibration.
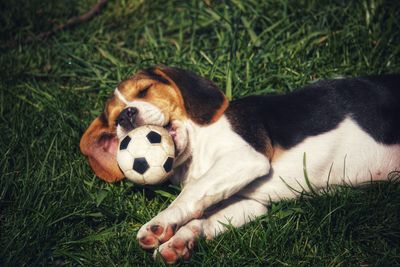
[80,66,229,182]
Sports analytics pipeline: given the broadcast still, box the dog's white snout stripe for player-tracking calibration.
[114,88,129,105]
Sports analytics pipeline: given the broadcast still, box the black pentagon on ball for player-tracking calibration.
[146,130,162,144]
[163,157,174,173]
[133,157,149,174]
[119,136,131,150]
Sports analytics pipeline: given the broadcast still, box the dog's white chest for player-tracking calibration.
[176,116,266,186]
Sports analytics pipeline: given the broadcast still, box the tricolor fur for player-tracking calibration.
[80,66,400,264]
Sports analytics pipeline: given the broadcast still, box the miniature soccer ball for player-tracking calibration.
[116,125,175,185]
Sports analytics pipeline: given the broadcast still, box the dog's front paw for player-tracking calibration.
[153,226,198,264]
[137,206,190,250]
[137,221,177,249]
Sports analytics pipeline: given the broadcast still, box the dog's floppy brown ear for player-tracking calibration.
[156,66,229,124]
[80,115,124,183]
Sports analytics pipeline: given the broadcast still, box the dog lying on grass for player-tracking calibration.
[80,66,400,264]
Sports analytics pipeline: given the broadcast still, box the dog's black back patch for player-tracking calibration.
[226,74,400,153]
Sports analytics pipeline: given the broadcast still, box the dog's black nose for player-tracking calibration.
[116,107,138,131]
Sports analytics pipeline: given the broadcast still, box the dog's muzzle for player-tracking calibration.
[116,107,138,132]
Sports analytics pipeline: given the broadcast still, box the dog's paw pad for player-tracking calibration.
[139,235,158,249]
[159,247,178,264]
[150,224,163,235]
[172,238,185,250]
[137,223,177,249]
[154,237,194,264]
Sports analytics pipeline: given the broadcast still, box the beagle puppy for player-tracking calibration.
[80,66,400,264]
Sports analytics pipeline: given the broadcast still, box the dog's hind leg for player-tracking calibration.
[153,196,267,264]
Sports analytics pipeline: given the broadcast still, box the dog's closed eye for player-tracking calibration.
[137,85,152,98]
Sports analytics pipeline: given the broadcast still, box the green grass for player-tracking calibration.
[1,0,400,265]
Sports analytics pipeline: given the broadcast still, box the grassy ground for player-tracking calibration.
[1,0,400,266]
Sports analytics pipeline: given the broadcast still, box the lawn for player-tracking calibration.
[1,0,400,266]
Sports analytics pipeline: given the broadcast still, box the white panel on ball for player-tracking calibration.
[143,166,168,184]
[127,138,150,157]
[124,169,145,184]
[161,134,174,156]
[116,149,134,172]
[145,145,168,166]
